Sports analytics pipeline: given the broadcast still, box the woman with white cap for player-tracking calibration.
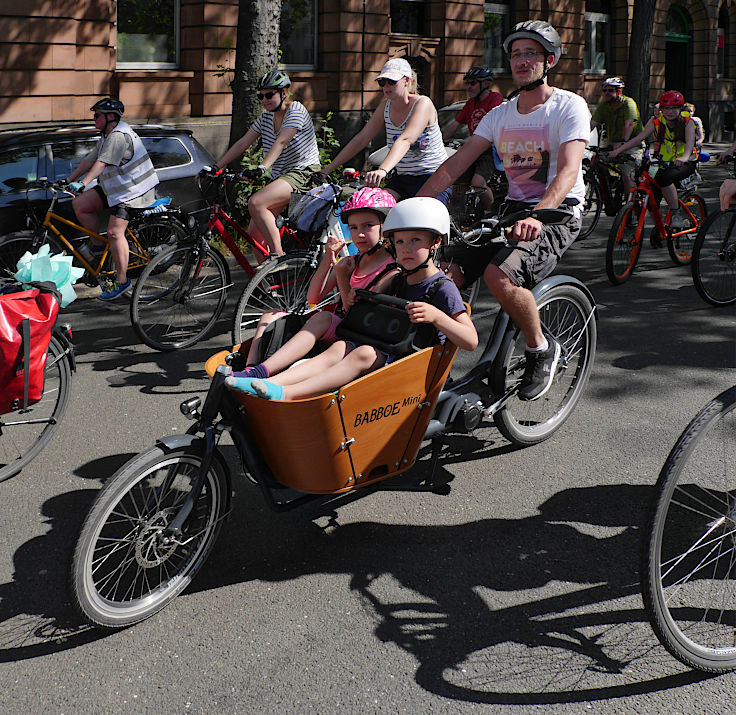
[319,58,451,204]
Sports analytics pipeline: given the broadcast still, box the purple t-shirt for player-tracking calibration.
[399,271,465,344]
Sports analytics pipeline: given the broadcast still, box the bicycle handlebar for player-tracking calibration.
[457,207,573,247]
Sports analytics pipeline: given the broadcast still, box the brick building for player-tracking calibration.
[0,0,733,154]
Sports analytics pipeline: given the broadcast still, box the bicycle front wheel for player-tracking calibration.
[491,283,596,446]
[0,335,72,482]
[667,192,707,266]
[606,201,644,285]
[691,209,736,306]
[130,243,229,351]
[232,252,334,345]
[578,174,602,240]
[0,231,48,274]
[71,444,229,628]
[641,386,736,673]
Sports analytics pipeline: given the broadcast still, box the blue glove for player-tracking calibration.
[68,181,85,194]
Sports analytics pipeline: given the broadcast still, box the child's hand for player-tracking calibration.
[344,287,358,307]
[326,234,345,256]
[406,300,442,324]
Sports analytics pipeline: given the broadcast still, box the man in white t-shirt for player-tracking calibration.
[418,20,590,400]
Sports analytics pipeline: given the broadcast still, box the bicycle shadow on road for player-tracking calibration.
[0,453,137,661]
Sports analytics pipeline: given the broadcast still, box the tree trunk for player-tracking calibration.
[229,1,282,150]
[626,0,657,120]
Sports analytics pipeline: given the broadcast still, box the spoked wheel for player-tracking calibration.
[130,216,187,253]
[578,174,602,240]
[491,283,596,446]
[641,386,736,673]
[232,252,336,345]
[666,192,707,266]
[71,444,229,629]
[130,243,229,351]
[0,231,48,275]
[0,335,71,482]
[606,201,644,285]
[691,209,736,306]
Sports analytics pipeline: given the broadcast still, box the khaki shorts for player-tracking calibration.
[276,164,321,192]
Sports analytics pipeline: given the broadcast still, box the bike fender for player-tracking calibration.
[532,275,597,314]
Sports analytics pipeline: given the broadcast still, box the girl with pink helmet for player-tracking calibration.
[237,186,398,375]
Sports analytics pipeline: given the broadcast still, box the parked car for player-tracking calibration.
[0,124,215,236]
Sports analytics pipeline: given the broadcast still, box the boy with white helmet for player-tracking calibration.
[227,197,477,401]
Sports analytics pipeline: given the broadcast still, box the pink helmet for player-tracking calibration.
[341,187,397,221]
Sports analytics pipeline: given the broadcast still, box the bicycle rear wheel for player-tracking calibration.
[0,335,72,482]
[606,201,644,285]
[491,283,596,446]
[691,209,736,306]
[232,252,336,345]
[666,193,706,266]
[641,386,736,673]
[578,174,602,240]
[130,243,229,351]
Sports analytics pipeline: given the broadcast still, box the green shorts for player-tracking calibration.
[276,164,321,192]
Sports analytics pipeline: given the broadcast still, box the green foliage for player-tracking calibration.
[316,112,343,181]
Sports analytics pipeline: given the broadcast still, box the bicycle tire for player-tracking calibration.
[0,231,54,275]
[606,201,644,285]
[641,385,736,673]
[491,283,596,446]
[578,174,602,240]
[667,192,707,266]
[129,214,188,253]
[231,252,337,346]
[691,209,736,306]
[130,243,229,351]
[71,444,229,628]
[0,335,72,482]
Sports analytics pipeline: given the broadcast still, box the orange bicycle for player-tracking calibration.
[605,157,707,285]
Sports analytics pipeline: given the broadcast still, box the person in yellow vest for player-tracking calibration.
[610,90,696,228]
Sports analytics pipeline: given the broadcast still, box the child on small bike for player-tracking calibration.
[226,197,478,400]
[236,186,399,374]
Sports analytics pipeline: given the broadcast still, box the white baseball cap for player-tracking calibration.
[377,58,413,82]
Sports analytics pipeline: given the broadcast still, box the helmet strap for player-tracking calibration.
[397,259,430,276]
[506,62,549,101]
[268,89,287,113]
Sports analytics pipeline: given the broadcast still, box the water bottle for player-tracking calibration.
[77,242,96,265]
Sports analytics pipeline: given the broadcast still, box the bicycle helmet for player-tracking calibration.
[257,69,291,90]
[464,65,493,83]
[341,187,397,221]
[383,197,451,243]
[503,20,562,68]
[660,90,685,107]
[603,77,625,90]
[90,98,124,117]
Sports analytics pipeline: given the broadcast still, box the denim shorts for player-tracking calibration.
[386,173,452,205]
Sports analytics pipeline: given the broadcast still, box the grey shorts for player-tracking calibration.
[443,201,581,289]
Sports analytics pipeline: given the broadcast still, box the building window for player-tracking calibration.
[584,12,610,73]
[280,0,318,70]
[117,0,179,69]
[718,4,729,78]
[484,4,509,74]
[390,0,426,36]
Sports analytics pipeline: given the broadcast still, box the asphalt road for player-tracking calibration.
[2,152,736,714]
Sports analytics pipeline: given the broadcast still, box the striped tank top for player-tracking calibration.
[384,99,447,176]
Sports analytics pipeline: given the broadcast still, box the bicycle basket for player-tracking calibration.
[288,183,340,234]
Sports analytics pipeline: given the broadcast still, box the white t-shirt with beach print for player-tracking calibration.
[473,88,590,206]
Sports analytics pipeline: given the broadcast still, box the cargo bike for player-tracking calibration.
[70,208,597,629]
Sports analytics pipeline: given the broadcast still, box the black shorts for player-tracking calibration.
[92,185,133,221]
[655,161,695,189]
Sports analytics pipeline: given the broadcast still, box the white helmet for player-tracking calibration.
[383,197,450,243]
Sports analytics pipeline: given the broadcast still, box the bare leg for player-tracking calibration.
[484,263,543,349]
[268,340,353,386]
[720,179,736,211]
[106,215,130,283]
[471,173,494,211]
[260,311,334,375]
[661,184,679,212]
[245,310,288,364]
[279,344,386,399]
[247,179,292,257]
[72,191,104,245]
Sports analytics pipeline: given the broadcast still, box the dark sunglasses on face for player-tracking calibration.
[93,112,103,118]
[256,90,278,100]
[377,78,398,87]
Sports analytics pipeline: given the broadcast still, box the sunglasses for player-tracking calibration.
[93,112,104,119]
[377,78,398,87]
[256,90,278,100]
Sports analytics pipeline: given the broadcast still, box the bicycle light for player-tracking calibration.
[180,396,201,419]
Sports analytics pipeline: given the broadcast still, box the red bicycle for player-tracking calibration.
[130,170,351,351]
[605,157,707,285]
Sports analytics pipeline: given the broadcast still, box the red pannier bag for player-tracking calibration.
[0,285,60,414]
